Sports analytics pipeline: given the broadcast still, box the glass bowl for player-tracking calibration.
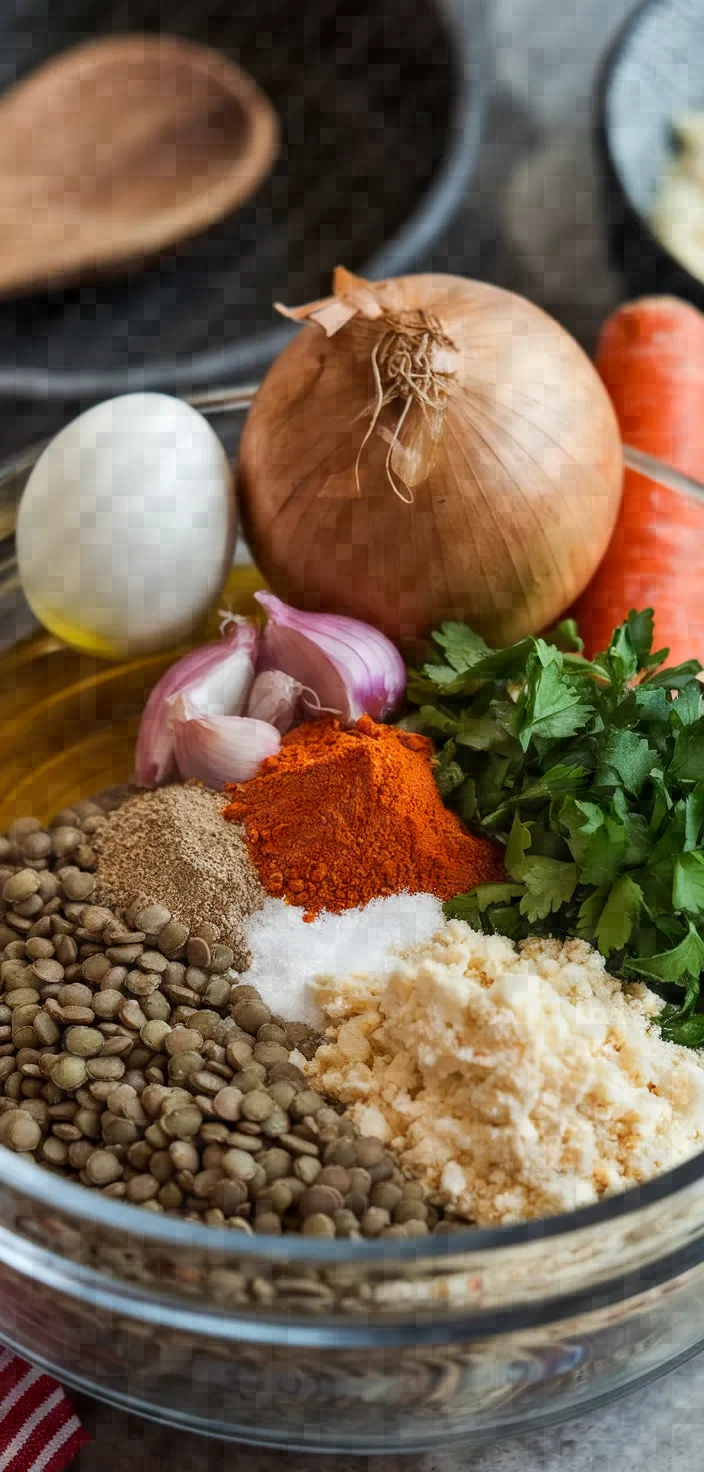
[2,413,704,1453]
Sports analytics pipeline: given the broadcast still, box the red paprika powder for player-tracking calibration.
[223,714,503,919]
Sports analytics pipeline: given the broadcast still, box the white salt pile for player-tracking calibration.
[239,892,445,1025]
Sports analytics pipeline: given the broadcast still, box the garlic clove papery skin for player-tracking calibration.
[254,592,406,723]
[246,670,303,733]
[258,621,350,719]
[185,624,257,716]
[171,697,280,788]
[134,619,259,787]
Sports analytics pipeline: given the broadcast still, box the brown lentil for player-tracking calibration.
[61,871,97,902]
[3,870,41,905]
[50,1056,87,1091]
[65,1026,104,1057]
[85,1149,123,1185]
[302,1213,336,1239]
[0,798,450,1243]
[58,983,93,1008]
[135,905,172,934]
[140,1020,171,1050]
[157,919,189,954]
[138,950,168,974]
[3,1111,42,1152]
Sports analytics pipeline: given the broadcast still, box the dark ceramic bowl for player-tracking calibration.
[597,0,704,306]
[0,0,487,400]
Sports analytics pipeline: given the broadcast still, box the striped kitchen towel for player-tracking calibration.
[0,1351,89,1472]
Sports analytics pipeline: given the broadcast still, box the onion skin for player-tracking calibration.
[238,274,624,649]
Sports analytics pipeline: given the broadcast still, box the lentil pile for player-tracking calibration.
[0,800,449,1240]
[224,714,505,919]
[94,783,265,970]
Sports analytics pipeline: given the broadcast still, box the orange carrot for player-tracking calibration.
[571,296,704,666]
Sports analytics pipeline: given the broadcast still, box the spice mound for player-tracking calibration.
[308,924,704,1226]
[224,714,504,918]
[241,892,446,1027]
[94,783,265,969]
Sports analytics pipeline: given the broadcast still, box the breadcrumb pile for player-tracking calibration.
[307,923,704,1226]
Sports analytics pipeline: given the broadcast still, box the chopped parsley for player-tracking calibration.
[404,609,704,1045]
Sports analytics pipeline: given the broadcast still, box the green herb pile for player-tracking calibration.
[405,610,704,1046]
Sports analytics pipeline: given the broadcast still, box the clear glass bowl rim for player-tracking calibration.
[2,405,704,1274]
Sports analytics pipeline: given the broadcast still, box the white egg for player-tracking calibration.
[16,392,236,658]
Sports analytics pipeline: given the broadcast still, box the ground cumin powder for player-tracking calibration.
[94,783,265,967]
[223,714,504,919]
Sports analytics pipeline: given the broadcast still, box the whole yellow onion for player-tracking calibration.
[238,269,623,648]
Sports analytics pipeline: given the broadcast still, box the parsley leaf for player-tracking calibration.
[544,618,584,654]
[599,621,640,684]
[623,922,704,985]
[645,659,704,690]
[455,706,517,753]
[594,874,643,954]
[673,851,704,917]
[442,892,482,927]
[685,783,704,851]
[505,813,531,879]
[626,608,658,669]
[475,882,526,909]
[577,819,629,887]
[660,1012,704,1046]
[576,886,608,941]
[519,857,579,921]
[670,682,704,728]
[594,729,656,796]
[669,717,704,782]
[431,622,492,673]
[416,705,462,737]
[645,662,701,688]
[517,653,590,751]
[517,764,587,802]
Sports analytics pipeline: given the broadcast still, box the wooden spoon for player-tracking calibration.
[0,34,279,297]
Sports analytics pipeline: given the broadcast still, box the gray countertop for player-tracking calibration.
[72,1343,698,1470]
[5,0,698,1464]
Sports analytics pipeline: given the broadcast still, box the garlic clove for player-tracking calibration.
[246,670,303,733]
[171,696,280,788]
[183,623,257,716]
[134,619,258,786]
[254,591,406,723]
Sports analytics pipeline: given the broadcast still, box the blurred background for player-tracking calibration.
[0,0,668,449]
